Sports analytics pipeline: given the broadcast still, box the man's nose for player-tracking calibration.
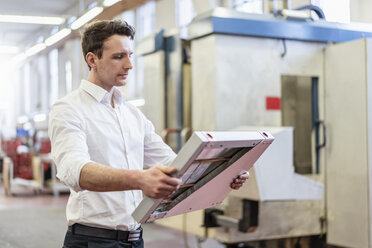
[124,57,133,70]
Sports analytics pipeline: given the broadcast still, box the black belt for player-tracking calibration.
[68,223,142,241]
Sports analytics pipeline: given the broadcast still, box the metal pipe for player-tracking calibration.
[216,215,239,229]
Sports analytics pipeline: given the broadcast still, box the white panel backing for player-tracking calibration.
[132,131,274,223]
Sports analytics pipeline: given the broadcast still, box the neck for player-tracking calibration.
[111,96,115,108]
[87,72,115,108]
[87,71,113,92]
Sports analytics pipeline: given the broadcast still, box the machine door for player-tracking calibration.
[141,52,166,135]
[281,75,324,175]
[325,38,372,248]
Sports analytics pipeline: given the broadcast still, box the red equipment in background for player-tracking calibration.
[1,139,33,179]
[39,138,52,176]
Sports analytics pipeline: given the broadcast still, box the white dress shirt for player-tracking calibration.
[48,79,176,231]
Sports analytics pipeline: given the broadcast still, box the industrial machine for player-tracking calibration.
[137,6,372,248]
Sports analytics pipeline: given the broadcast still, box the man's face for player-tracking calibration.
[93,34,133,91]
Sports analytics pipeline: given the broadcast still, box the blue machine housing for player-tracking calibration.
[187,7,372,43]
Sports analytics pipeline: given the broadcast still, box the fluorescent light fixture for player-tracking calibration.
[128,98,145,107]
[0,46,19,54]
[71,6,103,30]
[103,0,121,7]
[45,28,72,46]
[25,43,46,57]
[17,116,28,124]
[33,113,47,122]
[0,14,65,25]
[23,122,32,130]
[11,53,27,64]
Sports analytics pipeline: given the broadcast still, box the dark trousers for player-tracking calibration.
[63,229,144,248]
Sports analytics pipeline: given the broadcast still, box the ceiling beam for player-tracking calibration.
[96,0,152,20]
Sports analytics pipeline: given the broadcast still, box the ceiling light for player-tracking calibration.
[103,0,121,7]
[0,46,19,54]
[25,43,46,57]
[23,122,32,130]
[0,14,65,25]
[128,98,145,107]
[45,28,72,46]
[33,113,47,122]
[71,6,104,30]
[17,116,29,124]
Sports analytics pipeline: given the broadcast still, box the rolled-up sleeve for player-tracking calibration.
[48,101,91,192]
[143,115,177,168]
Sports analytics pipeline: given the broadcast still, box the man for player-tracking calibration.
[49,20,249,248]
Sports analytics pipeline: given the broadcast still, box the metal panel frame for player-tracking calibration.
[368,38,372,248]
[325,39,370,247]
[132,131,274,223]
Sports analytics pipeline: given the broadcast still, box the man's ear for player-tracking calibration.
[86,52,97,70]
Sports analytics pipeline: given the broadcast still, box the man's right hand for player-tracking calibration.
[140,166,181,199]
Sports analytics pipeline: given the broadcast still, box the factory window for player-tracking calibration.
[49,49,58,107]
[0,59,14,126]
[23,63,31,114]
[65,60,72,93]
[176,0,196,27]
[121,10,137,100]
[0,61,10,109]
[136,1,156,40]
[135,2,155,101]
[311,0,350,23]
[136,56,144,98]
[233,0,263,14]
[121,10,135,28]
[124,51,137,99]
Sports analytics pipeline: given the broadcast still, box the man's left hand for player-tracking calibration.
[230,171,250,190]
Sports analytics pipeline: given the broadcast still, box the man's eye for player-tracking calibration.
[114,55,123,59]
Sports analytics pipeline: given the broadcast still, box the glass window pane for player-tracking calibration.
[176,0,196,27]
[136,1,156,40]
[49,49,59,106]
[312,0,350,23]
[65,60,72,93]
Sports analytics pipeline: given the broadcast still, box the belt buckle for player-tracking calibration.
[128,229,141,241]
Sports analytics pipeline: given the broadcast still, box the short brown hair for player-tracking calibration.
[81,20,135,69]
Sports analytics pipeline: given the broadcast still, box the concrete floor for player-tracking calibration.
[0,185,225,248]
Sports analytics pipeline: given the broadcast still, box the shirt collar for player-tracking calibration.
[80,80,124,106]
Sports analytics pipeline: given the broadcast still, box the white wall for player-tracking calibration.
[156,0,177,30]
[351,0,372,23]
